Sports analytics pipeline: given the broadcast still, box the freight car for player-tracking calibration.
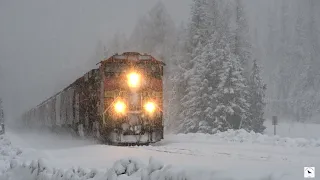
[21,52,165,145]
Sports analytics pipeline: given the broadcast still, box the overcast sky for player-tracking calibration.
[0,0,192,120]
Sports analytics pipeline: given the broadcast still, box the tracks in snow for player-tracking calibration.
[127,145,285,163]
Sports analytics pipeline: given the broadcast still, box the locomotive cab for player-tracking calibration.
[100,52,165,145]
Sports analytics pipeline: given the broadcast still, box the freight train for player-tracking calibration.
[21,52,165,145]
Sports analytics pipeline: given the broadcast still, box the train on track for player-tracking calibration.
[21,52,165,145]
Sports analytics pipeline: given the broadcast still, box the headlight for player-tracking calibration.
[114,100,126,114]
[144,102,156,114]
[127,72,140,88]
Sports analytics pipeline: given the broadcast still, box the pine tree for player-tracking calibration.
[186,0,210,60]
[178,0,210,133]
[180,42,206,133]
[196,32,226,133]
[213,44,249,132]
[197,37,219,133]
[234,0,252,74]
[179,0,251,133]
[247,60,266,133]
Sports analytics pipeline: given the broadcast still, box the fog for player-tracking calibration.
[0,0,192,121]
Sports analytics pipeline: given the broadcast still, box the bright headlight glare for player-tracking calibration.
[144,102,156,113]
[114,101,126,113]
[127,72,140,88]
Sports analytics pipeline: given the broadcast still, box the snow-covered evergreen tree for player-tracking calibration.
[186,0,210,60]
[178,0,209,133]
[234,0,252,76]
[180,42,206,133]
[213,44,249,132]
[197,34,221,133]
[247,60,266,133]
[179,0,254,133]
[179,0,222,133]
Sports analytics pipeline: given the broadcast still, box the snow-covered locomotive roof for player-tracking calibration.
[102,52,165,65]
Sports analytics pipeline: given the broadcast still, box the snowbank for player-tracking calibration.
[1,156,188,180]
[0,157,144,180]
[0,156,183,180]
[0,135,304,180]
[0,135,22,176]
[1,156,301,180]
[168,129,320,148]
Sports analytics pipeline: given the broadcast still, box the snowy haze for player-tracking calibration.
[0,0,192,121]
[1,1,320,179]
[1,0,319,124]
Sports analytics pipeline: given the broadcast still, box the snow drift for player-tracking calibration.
[166,129,320,147]
[1,156,293,180]
[1,156,197,180]
[0,133,310,180]
[0,134,199,180]
[0,135,22,176]
[1,157,144,180]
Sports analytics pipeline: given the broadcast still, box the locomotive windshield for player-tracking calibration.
[105,63,128,73]
[105,62,162,78]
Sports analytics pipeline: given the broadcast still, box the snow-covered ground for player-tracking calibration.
[0,126,319,180]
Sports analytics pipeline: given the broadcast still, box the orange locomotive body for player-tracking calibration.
[22,52,165,145]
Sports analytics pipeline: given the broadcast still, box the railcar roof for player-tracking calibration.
[35,68,97,109]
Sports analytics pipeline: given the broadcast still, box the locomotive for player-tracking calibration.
[21,52,165,145]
